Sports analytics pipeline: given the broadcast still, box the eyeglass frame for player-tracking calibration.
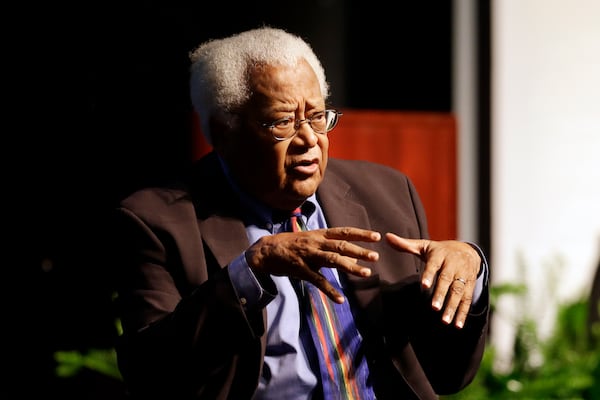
[260,109,343,141]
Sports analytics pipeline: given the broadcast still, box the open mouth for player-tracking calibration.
[290,159,319,175]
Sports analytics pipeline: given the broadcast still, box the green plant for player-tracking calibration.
[54,318,123,381]
[54,347,122,381]
[442,290,600,400]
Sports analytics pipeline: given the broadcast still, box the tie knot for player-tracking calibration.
[290,207,306,232]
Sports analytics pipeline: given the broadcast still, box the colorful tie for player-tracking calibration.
[290,207,374,400]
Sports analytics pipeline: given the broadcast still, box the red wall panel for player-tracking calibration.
[329,110,457,240]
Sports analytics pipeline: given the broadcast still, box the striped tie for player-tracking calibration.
[290,207,374,400]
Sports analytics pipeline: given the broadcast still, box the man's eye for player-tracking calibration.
[310,112,326,122]
[274,118,293,128]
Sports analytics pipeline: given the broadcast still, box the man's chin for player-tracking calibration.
[290,178,320,198]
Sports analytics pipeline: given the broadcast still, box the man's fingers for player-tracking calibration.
[318,241,379,264]
[306,269,345,304]
[385,233,436,289]
[384,234,481,329]
[324,227,381,243]
[439,278,473,329]
[280,228,382,303]
[385,232,429,256]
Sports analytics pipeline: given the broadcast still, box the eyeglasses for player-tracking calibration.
[261,109,343,141]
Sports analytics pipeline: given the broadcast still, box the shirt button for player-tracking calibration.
[240,297,247,305]
[266,222,273,230]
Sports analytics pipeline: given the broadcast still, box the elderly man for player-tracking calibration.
[112,27,489,400]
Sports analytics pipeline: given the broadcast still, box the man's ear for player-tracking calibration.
[208,113,239,157]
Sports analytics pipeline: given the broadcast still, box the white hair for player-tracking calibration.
[189,26,330,145]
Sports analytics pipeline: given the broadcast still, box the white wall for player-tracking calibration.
[490,0,600,371]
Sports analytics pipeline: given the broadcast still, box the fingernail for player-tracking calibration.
[422,278,431,288]
[443,314,451,324]
[456,320,464,329]
[432,300,441,310]
[361,268,372,277]
[368,252,379,261]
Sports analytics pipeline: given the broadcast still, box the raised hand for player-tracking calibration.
[385,233,481,328]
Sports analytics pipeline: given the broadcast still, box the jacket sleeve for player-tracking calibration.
[110,192,263,399]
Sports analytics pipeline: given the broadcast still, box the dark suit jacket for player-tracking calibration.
[112,152,489,399]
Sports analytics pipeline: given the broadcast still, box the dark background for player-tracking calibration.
[11,2,480,398]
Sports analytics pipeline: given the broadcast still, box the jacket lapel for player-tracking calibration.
[199,216,250,267]
[317,166,382,327]
[187,153,251,267]
[320,161,435,399]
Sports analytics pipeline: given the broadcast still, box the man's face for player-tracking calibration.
[220,59,329,211]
